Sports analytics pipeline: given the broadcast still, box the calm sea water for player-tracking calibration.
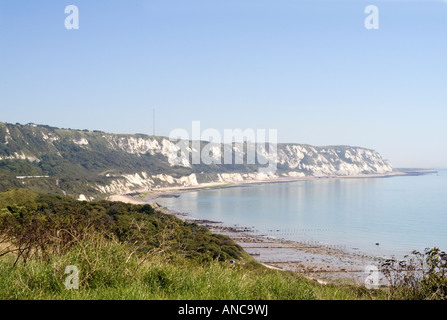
[155,171,447,258]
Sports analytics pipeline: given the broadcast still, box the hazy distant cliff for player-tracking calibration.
[0,122,392,199]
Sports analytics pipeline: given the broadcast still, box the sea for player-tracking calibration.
[154,170,447,259]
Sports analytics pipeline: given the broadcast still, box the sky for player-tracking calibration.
[0,0,446,168]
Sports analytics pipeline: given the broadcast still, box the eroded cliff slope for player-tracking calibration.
[0,122,392,199]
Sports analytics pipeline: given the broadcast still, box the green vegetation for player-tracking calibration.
[0,123,265,199]
[0,189,385,300]
[0,189,244,265]
[0,122,190,199]
[379,248,447,300]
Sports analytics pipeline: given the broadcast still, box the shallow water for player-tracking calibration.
[154,171,447,258]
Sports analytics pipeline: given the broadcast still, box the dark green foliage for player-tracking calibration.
[0,123,186,198]
[379,248,447,300]
[0,189,243,266]
[422,248,447,299]
[0,160,43,176]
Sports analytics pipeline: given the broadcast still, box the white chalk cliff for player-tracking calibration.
[0,122,393,198]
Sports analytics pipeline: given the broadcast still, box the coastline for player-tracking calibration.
[161,205,386,285]
[111,170,414,204]
[108,172,418,285]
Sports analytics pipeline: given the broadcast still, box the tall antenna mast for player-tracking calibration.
[153,109,155,136]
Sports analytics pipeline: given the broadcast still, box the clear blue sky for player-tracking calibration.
[1,0,446,168]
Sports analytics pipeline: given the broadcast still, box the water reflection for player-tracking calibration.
[156,172,447,257]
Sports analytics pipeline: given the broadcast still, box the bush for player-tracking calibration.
[379,248,447,300]
[0,189,244,268]
[423,248,447,299]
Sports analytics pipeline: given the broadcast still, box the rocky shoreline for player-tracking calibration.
[153,204,381,285]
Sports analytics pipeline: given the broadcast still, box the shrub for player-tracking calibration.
[379,248,447,300]
[0,189,244,268]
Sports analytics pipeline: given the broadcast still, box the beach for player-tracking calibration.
[107,173,410,285]
[149,203,381,285]
[108,170,444,285]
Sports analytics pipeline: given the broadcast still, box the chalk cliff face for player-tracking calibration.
[278,145,392,176]
[0,122,392,198]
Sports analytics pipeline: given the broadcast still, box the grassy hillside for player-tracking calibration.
[0,123,175,198]
[0,189,245,264]
[0,189,384,300]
